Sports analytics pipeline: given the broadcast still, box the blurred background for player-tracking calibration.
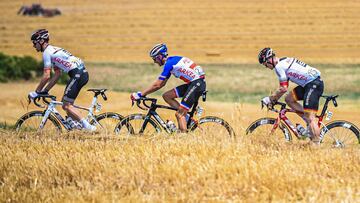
[1,0,360,63]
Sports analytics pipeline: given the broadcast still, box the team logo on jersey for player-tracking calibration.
[288,72,307,81]
[54,57,72,68]
[178,68,196,79]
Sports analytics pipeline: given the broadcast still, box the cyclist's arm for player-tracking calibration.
[43,67,62,92]
[141,79,167,96]
[270,84,288,101]
[270,66,289,101]
[35,67,51,92]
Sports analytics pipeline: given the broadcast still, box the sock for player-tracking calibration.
[80,118,91,128]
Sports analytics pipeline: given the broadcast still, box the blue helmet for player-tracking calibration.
[149,43,168,58]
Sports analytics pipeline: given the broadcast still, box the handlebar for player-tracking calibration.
[261,94,339,112]
[28,94,56,108]
[132,97,157,110]
[261,101,287,112]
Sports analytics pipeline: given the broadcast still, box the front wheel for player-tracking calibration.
[91,112,124,135]
[15,111,62,134]
[246,117,292,141]
[189,116,235,139]
[320,120,360,147]
[115,114,161,136]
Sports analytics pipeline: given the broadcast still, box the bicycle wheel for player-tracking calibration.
[15,111,62,134]
[189,116,235,139]
[320,120,360,147]
[115,114,161,136]
[246,117,292,141]
[91,112,124,135]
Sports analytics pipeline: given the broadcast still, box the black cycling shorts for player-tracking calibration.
[173,78,206,111]
[292,77,324,113]
[62,68,89,103]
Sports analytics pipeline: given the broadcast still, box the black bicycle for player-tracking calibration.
[15,88,124,134]
[115,92,235,138]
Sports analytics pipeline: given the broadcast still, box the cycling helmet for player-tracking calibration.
[258,47,275,64]
[31,29,49,42]
[149,43,168,58]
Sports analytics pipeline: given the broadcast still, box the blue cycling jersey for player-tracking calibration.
[158,56,205,83]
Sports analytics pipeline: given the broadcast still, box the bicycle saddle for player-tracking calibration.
[87,88,107,93]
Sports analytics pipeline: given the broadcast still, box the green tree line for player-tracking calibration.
[0,52,68,83]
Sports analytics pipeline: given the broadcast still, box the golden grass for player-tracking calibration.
[1,130,359,202]
[0,83,359,201]
[1,0,360,63]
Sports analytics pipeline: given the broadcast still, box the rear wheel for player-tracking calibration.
[320,120,360,147]
[189,116,235,139]
[15,111,62,134]
[246,117,292,141]
[91,112,124,135]
[115,114,161,136]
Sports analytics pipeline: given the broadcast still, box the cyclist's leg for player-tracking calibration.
[285,86,307,122]
[176,79,206,132]
[62,70,89,122]
[162,84,188,109]
[303,77,324,143]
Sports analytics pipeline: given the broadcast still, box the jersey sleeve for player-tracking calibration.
[158,62,173,81]
[42,52,52,70]
[275,66,289,87]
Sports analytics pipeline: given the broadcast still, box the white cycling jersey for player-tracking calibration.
[43,45,83,73]
[275,57,321,87]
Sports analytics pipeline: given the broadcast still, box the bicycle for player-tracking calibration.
[15,88,124,134]
[246,95,359,147]
[115,91,235,138]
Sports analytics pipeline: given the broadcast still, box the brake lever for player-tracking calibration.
[261,101,265,109]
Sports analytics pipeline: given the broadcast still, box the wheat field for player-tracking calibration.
[1,0,360,201]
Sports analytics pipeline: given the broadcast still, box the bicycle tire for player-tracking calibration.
[90,112,124,134]
[245,117,292,141]
[320,120,360,147]
[189,116,236,138]
[15,111,62,133]
[115,113,161,136]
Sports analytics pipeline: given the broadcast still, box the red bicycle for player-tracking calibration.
[246,95,359,147]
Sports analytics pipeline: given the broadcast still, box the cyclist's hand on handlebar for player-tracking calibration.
[28,91,38,101]
[261,96,276,109]
[130,91,142,101]
[36,90,49,95]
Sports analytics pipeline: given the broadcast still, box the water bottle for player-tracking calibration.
[296,123,307,137]
[196,106,204,117]
[66,116,82,130]
[66,116,76,129]
[166,120,177,133]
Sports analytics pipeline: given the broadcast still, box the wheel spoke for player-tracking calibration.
[16,113,60,134]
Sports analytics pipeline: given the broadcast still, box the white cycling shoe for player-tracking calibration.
[85,125,97,132]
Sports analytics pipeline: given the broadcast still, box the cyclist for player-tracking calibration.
[28,29,96,131]
[258,47,324,144]
[130,43,206,132]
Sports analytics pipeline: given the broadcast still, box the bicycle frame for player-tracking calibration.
[268,95,338,139]
[136,98,200,134]
[38,94,103,131]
